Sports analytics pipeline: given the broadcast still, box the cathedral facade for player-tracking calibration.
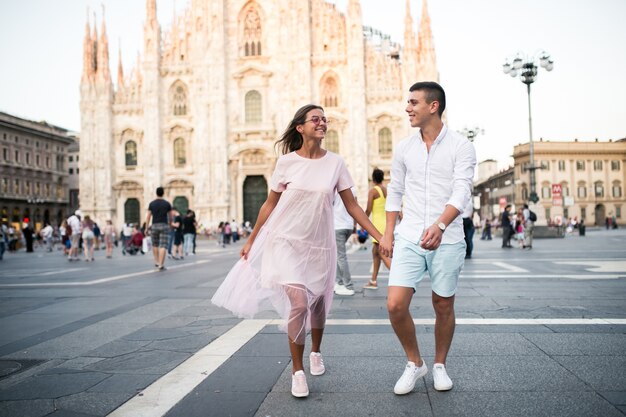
[79,0,438,227]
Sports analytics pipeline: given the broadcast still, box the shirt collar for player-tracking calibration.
[417,124,448,145]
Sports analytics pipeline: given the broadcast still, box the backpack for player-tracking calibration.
[528,210,537,222]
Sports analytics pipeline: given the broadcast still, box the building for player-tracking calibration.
[0,111,75,230]
[67,137,80,214]
[79,0,439,228]
[512,138,626,226]
[473,162,514,223]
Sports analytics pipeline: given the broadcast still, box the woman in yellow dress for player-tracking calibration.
[364,168,391,289]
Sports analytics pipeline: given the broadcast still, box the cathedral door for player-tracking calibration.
[243,176,267,227]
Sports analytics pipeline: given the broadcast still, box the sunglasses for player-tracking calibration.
[303,116,330,125]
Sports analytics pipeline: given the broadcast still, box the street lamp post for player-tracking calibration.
[503,51,554,204]
[461,127,484,142]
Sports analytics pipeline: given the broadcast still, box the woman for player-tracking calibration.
[103,220,116,258]
[82,215,95,261]
[364,168,392,289]
[212,104,383,398]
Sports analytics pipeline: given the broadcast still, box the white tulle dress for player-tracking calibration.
[211,151,353,344]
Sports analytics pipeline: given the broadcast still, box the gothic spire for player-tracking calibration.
[117,40,125,89]
[97,5,111,83]
[82,7,94,83]
[417,0,438,81]
[404,0,417,52]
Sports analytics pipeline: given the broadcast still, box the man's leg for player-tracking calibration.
[432,292,456,364]
[388,286,423,365]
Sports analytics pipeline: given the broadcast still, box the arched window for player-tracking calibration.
[321,77,339,108]
[577,181,587,199]
[521,184,529,201]
[241,6,262,56]
[613,181,622,198]
[125,141,137,167]
[378,128,392,157]
[173,138,186,167]
[561,182,569,197]
[541,182,551,199]
[245,90,262,124]
[594,181,604,198]
[173,196,189,214]
[124,198,140,225]
[171,82,188,116]
[325,130,339,153]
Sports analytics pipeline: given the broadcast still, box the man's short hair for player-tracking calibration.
[156,187,164,197]
[409,81,446,117]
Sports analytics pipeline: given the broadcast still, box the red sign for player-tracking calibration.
[552,184,562,197]
[499,197,507,209]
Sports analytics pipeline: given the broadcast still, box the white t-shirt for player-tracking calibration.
[333,187,355,230]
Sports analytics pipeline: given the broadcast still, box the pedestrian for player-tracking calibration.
[216,221,225,247]
[501,205,513,248]
[462,197,475,259]
[191,211,198,254]
[333,188,357,296]
[230,219,239,243]
[522,204,534,249]
[121,223,133,255]
[212,104,383,398]
[364,168,392,289]
[379,81,476,395]
[223,222,232,244]
[171,210,183,259]
[67,210,82,261]
[0,223,7,260]
[183,210,196,257]
[82,215,95,261]
[103,220,116,258]
[480,218,490,240]
[22,222,34,252]
[515,209,525,249]
[40,222,54,252]
[59,220,69,255]
[145,186,173,271]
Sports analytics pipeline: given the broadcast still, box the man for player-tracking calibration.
[379,82,476,395]
[501,205,513,248]
[40,222,54,252]
[230,219,239,243]
[22,222,35,253]
[67,210,82,261]
[333,188,356,296]
[461,197,475,259]
[522,204,534,249]
[145,187,173,271]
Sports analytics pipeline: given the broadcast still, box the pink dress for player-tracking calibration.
[211,151,353,343]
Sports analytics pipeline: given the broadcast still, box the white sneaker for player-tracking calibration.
[432,363,453,391]
[309,352,325,375]
[394,361,428,395]
[334,284,355,296]
[291,370,309,398]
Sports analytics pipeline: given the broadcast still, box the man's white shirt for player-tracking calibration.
[385,125,476,245]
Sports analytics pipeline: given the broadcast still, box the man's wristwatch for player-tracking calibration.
[435,222,446,232]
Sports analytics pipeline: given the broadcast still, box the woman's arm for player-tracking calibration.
[339,188,383,242]
[365,188,375,217]
[240,190,282,259]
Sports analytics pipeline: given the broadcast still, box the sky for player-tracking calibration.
[1,0,625,168]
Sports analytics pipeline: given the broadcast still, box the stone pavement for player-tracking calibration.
[0,228,625,416]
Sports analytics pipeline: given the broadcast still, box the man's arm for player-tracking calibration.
[379,140,407,258]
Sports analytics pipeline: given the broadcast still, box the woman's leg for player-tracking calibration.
[310,296,326,353]
[371,243,381,284]
[284,285,309,373]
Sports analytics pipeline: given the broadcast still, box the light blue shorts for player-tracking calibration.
[388,237,466,297]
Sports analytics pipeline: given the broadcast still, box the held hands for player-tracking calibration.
[420,224,443,250]
[379,233,394,258]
